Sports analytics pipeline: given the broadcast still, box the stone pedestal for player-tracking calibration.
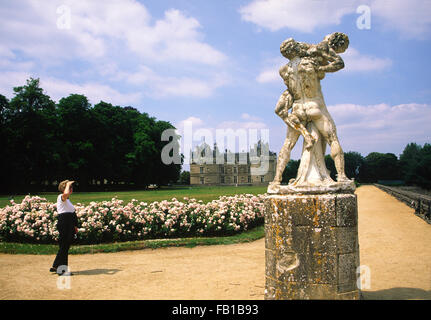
[264,192,360,300]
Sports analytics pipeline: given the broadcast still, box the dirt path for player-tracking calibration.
[0,185,430,300]
[357,185,431,299]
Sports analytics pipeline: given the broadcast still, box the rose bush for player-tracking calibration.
[0,194,266,244]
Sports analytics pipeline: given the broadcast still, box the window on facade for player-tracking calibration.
[234,167,237,174]
[234,176,237,183]
[248,176,251,183]
[261,175,264,182]
[200,177,204,184]
[221,176,225,184]
[200,167,203,174]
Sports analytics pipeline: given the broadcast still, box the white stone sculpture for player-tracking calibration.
[268,32,355,194]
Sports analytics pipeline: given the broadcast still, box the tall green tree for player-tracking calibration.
[0,94,10,192]
[344,151,364,181]
[282,159,300,183]
[399,142,422,185]
[57,94,95,187]
[359,152,401,182]
[179,171,190,185]
[413,143,431,189]
[7,78,60,191]
[324,155,336,180]
[91,102,134,186]
[0,78,190,192]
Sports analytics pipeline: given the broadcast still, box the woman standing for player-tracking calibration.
[50,180,78,275]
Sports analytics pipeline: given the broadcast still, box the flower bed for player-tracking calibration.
[0,194,266,244]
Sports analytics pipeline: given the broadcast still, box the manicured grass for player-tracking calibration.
[0,225,264,255]
[0,185,268,208]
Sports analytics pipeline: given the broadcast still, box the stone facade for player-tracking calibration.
[190,141,276,186]
[264,192,360,300]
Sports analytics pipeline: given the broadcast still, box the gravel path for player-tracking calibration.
[0,185,430,299]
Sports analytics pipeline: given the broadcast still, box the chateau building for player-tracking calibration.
[190,140,276,186]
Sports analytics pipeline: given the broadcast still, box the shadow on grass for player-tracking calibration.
[0,225,264,255]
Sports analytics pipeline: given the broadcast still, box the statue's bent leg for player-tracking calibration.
[286,113,315,150]
[313,115,348,181]
[272,128,300,184]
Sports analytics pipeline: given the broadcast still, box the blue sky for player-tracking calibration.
[1,0,431,167]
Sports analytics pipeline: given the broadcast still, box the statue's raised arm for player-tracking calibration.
[310,32,349,76]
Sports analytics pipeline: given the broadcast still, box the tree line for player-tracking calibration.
[2,78,429,193]
[0,78,182,193]
[282,144,431,189]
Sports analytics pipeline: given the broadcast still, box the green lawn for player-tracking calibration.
[0,185,268,208]
[0,225,265,255]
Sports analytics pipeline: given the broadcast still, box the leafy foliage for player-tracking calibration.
[281,159,300,183]
[358,152,401,182]
[1,78,181,192]
[179,171,191,185]
[282,146,430,189]
[400,143,431,189]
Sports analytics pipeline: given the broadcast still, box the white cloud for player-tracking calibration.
[241,113,262,121]
[256,69,280,84]
[328,103,431,154]
[0,67,140,106]
[113,65,229,98]
[128,9,226,65]
[177,116,205,129]
[239,0,357,33]
[217,120,267,130]
[0,0,229,102]
[40,77,142,106]
[0,47,15,59]
[0,0,226,66]
[256,57,285,84]
[240,0,431,39]
[176,114,267,133]
[0,57,34,73]
[342,48,392,72]
[371,0,431,39]
[0,71,32,98]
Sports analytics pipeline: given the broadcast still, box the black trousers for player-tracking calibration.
[52,212,78,269]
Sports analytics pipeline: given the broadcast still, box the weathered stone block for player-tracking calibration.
[265,193,360,300]
[336,290,361,300]
[274,245,338,285]
[288,196,337,227]
[291,226,337,255]
[265,277,278,300]
[315,195,337,227]
[336,194,357,227]
[337,282,357,293]
[264,223,274,250]
[264,199,274,225]
[338,253,357,286]
[265,249,276,278]
[266,195,338,228]
[335,227,358,253]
